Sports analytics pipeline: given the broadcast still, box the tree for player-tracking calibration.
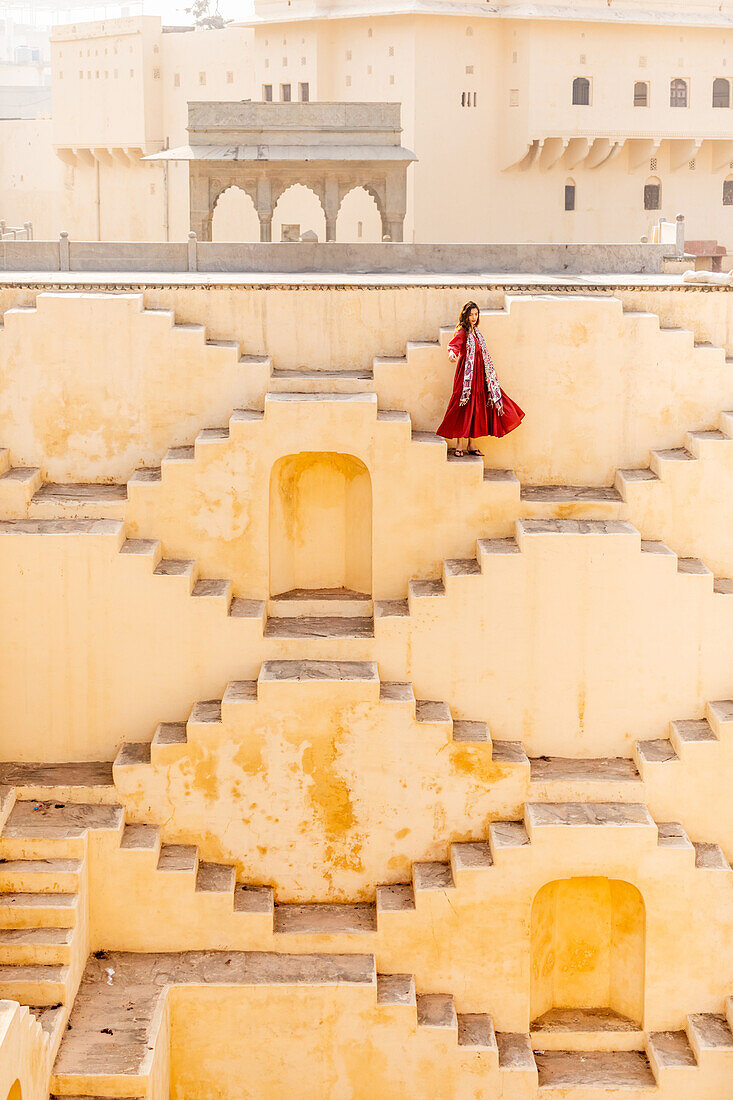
[185,0,228,30]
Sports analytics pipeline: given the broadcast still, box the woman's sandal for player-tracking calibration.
[454,449,465,458]
[467,448,483,457]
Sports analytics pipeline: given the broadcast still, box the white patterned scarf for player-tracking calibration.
[460,328,503,414]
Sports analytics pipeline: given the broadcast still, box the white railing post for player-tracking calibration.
[59,231,70,272]
[676,213,685,256]
[187,231,198,273]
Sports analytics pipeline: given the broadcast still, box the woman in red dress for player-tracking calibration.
[437,301,524,456]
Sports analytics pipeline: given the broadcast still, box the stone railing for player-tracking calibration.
[0,221,33,241]
[0,231,679,276]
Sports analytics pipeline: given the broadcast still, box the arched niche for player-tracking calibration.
[269,453,372,597]
[337,186,385,242]
[531,877,645,1029]
[272,183,326,243]
[6,1081,22,1100]
[211,185,260,242]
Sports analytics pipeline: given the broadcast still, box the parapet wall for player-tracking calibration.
[0,240,673,275]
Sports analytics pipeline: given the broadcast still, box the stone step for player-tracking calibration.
[156,845,198,875]
[195,862,236,894]
[0,858,83,892]
[416,992,457,1030]
[233,885,274,916]
[524,802,657,850]
[190,578,232,607]
[654,823,694,864]
[535,1050,656,1090]
[0,962,69,1005]
[686,1012,733,1060]
[273,904,377,935]
[0,926,73,965]
[119,823,161,855]
[520,484,624,521]
[646,1030,698,1082]
[488,821,531,862]
[151,722,188,759]
[268,588,373,619]
[0,892,78,928]
[30,483,127,520]
[264,615,374,639]
[531,1007,644,1052]
[693,841,730,870]
[529,756,642,801]
[669,717,718,760]
[496,1032,537,1076]
[0,761,115,804]
[269,368,374,394]
[451,720,491,745]
[414,700,451,727]
[450,842,493,880]
[113,743,150,769]
[375,884,415,914]
[376,973,415,1007]
[0,466,42,508]
[457,1013,498,1052]
[412,861,454,893]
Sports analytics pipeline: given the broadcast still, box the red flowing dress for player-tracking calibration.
[437,326,525,440]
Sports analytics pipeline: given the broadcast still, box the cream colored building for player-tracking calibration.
[3,0,733,243]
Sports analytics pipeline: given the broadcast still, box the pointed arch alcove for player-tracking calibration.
[531,877,645,1032]
[269,452,372,597]
[211,184,260,242]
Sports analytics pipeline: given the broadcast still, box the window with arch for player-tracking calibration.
[644,176,661,210]
[564,179,576,211]
[670,77,688,107]
[713,77,730,107]
[724,176,733,205]
[572,76,590,105]
[633,81,649,107]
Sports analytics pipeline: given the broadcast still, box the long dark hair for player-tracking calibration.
[457,301,480,331]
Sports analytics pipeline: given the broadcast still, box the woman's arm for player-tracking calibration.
[448,327,466,362]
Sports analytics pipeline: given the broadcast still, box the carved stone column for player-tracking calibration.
[256,176,274,243]
[323,175,340,242]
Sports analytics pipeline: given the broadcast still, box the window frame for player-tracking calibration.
[572,76,591,106]
[713,77,730,108]
[633,80,649,108]
[644,178,661,211]
[670,77,689,108]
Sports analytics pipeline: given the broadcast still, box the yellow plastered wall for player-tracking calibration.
[269,452,372,594]
[84,820,733,1031]
[126,398,503,601]
[530,877,645,1025]
[0,1005,49,1100]
[0,293,268,482]
[168,984,490,1100]
[113,676,525,901]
